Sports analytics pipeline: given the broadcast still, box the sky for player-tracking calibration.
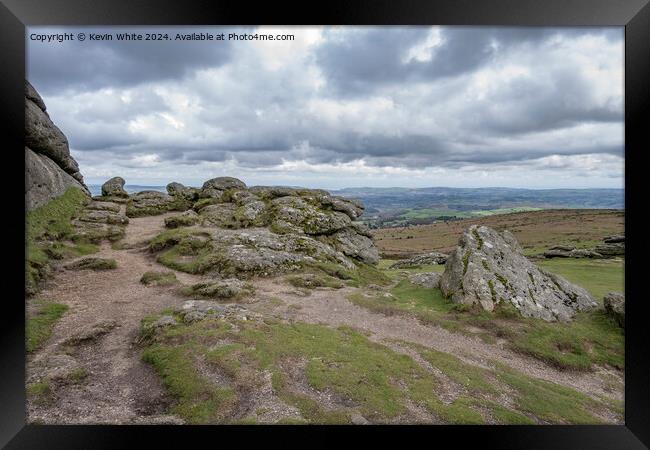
[27,26,624,189]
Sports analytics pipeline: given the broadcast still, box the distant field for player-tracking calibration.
[537,258,624,302]
[375,206,544,227]
[373,209,624,258]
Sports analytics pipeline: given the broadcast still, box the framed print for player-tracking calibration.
[1,0,648,448]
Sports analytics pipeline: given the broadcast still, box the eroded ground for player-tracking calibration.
[26,210,624,425]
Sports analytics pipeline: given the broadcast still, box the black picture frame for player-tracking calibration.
[1,0,648,448]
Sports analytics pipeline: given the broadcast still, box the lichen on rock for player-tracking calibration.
[440,225,596,322]
[147,177,379,280]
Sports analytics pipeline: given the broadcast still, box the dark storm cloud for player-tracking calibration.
[27,26,624,186]
[314,26,621,96]
[27,26,247,95]
[465,66,623,136]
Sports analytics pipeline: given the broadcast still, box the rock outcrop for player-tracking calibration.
[440,225,597,322]
[603,292,625,328]
[543,235,624,259]
[146,177,379,279]
[25,80,89,210]
[543,246,602,259]
[389,252,449,269]
[101,177,128,198]
[594,241,625,257]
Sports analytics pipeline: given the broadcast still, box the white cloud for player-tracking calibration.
[30,26,624,189]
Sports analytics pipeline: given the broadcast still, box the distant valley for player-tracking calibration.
[332,187,624,228]
[88,185,624,229]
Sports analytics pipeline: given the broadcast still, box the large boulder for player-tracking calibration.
[202,177,247,192]
[25,81,89,210]
[101,177,128,198]
[603,292,625,328]
[440,225,597,322]
[167,182,199,200]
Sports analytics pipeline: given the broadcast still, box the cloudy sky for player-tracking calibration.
[27,26,624,189]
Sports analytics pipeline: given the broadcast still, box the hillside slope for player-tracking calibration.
[373,209,624,258]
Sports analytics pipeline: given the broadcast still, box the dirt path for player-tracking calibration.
[27,212,199,424]
[27,210,623,424]
[248,279,624,408]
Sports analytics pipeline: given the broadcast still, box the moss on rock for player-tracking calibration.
[140,271,179,286]
[65,257,117,271]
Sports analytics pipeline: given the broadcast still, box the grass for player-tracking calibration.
[140,271,178,286]
[407,341,607,424]
[142,343,236,423]
[26,188,89,293]
[26,187,88,242]
[418,347,497,394]
[349,269,624,371]
[348,279,458,329]
[493,362,603,424]
[26,300,69,352]
[141,314,466,423]
[141,308,617,424]
[164,213,199,229]
[26,381,54,405]
[507,311,624,370]
[537,258,624,301]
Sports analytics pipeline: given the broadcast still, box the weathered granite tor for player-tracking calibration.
[25,80,89,210]
[144,177,379,279]
[440,225,597,322]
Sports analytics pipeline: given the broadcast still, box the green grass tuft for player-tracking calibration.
[140,271,178,286]
[26,381,54,405]
[26,300,69,352]
[26,188,89,294]
[142,343,236,423]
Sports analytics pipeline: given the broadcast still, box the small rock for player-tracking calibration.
[350,412,370,425]
[65,319,117,345]
[152,315,177,328]
[30,354,85,385]
[408,272,442,289]
[603,292,625,328]
[183,310,207,323]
